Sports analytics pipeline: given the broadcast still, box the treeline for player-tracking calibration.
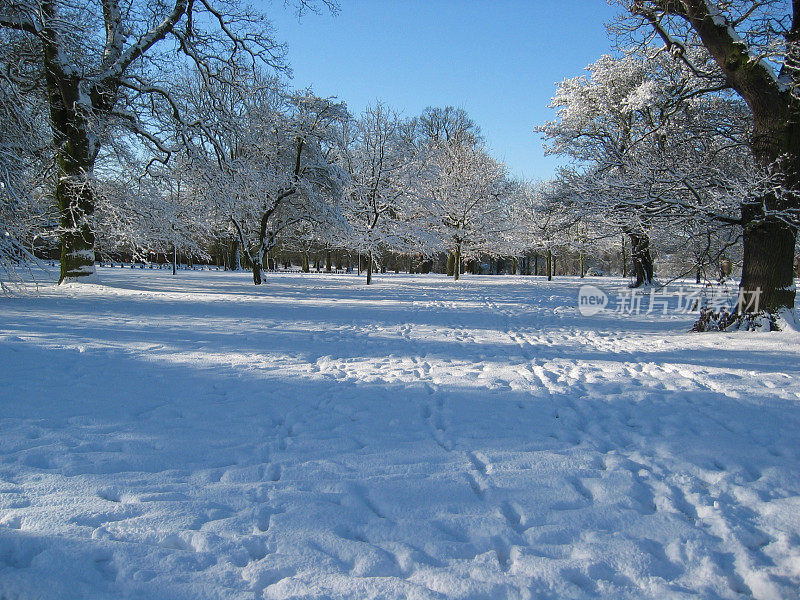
[2,1,799,330]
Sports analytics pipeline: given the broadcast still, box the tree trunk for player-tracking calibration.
[172,245,177,275]
[738,214,796,314]
[325,249,332,272]
[366,251,373,284]
[453,244,461,281]
[546,249,552,281]
[231,241,241,271]
[621,235,627,278]
[251,258,262,285]
[628,232,654,288]
[534,253,539,276]
[52,119,97,282]
[42,46,98,283]
[737,125,799,314]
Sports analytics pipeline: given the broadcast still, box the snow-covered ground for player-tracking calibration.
[1,269,800,600]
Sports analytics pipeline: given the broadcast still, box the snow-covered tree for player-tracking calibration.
[0,0,334,283]
[615,0,800,324]
[342,103,411,284]
[178,71,348,284]
[423,141,510,280]
[539,49,751,287]
[406,106,510,279]
[0,29,54,288]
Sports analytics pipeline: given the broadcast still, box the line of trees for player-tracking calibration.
[1,1,798,329]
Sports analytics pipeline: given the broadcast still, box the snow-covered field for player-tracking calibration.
[1,269,800,600]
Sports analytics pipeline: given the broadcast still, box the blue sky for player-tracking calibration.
[266,1,621,180]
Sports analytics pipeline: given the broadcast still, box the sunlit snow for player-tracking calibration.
[1,269,799,599]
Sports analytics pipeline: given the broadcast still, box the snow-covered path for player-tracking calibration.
[1,270,800,599]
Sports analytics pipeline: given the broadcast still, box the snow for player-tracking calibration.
[1,268,800,599]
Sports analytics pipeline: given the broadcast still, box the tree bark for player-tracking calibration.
[366,251,373,284]
[46,70,98,283]
[453,243,462,280]
[628,232,654,288]
[739,211,796,313]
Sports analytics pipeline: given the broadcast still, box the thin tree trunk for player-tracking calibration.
[621,235,627,278]
[366,251,373,284]
[628,232,654,288]
[547,249,552,281]
[454,244,461,281]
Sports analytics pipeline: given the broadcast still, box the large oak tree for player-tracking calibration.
[619,0,800,321]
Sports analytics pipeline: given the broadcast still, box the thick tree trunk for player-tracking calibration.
[42,38,99,283]
[737,128,799,315]
[738,214,796,314]
[453,244,462,281]
[56,163,96,282]
[325,249,332,272]
[546,249,552,281]
[231,241,240,271]
[628,232,654,288]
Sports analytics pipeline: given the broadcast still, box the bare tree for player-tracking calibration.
[177,70,348,285]
[342,103,412,284]
[616,0,800,324]
[0,28,53,288]
[0,0,334,283]
[539,49,751,288]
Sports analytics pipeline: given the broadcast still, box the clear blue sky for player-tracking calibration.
[266,1,621,181]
